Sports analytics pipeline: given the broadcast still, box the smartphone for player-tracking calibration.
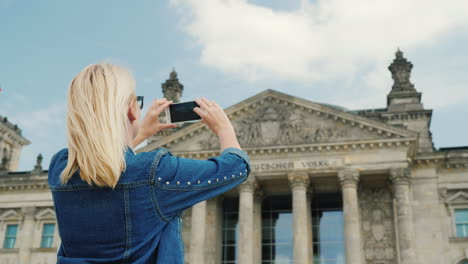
[165,101,201,124]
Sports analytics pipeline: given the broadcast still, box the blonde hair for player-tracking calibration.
[61,63,136,188]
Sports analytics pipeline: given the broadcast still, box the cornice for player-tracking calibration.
[0,173,49,191]
[413,152,468,169]
[169,138,417,159]
[0,183,49,191]
[0,125,31,146]
[444,162,468,169]
[380,109,432,122]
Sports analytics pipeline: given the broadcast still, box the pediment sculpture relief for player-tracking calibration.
[196,100,380,150]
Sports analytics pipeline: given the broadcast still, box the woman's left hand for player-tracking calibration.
[134,98,176,144]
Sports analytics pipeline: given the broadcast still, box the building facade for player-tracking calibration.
[0,51,468,264]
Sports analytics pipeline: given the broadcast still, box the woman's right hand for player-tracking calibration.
[193,98,234,136]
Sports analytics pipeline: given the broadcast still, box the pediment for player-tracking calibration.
[140,89,417,152]
[35,208,56,220]
[0,210,20,221]
[446,191,468,204]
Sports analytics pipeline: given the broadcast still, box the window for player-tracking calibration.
[222,198,239,264]
[3,224,18,249]
[312,193,344,264]
[40,223,55,248]
[262,196,293,264]
[455,209,468,237]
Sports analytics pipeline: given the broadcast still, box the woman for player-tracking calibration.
[48,63,250,263]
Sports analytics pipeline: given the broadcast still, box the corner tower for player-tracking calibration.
[0,116,30,173]
[162,69,184,103]
[383,49,434,152]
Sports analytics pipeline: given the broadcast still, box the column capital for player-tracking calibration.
[239,176,258,193]
[337,168,360,187]
[389,167,411,185]
[21,206,36,220]
[288,172,310,189]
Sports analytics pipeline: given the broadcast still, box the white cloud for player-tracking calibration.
[2,102,67,171]
[170,0,468,108]
[10,102,67,138]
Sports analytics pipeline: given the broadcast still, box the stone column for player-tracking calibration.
[253,190,264,264]
[338,168,363,264]
[306,190,313,263]
[390,168,417,264]
[238,176,257,264]
[205,197,223,264]
[190,201,207,264]
[18,206,36,264]
[289,172,312,264]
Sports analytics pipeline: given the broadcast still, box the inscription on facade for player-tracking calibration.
[252,158,342,171]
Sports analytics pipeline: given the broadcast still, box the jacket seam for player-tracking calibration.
[50,180,152,191]
[148,149,170,223]
[177,214,184,264]
[122,188,132,263]
[148,148,168,180]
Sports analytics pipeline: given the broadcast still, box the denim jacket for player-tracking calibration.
[48,146,251,264]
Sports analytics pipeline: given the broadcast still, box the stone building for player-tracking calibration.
[0,50,467,264]
[0,117,57,264]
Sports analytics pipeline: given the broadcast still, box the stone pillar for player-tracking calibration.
[390,168,417,264]
[338,168,363,264]
[205,197,223,264]
[253,190,264,264]
[306,190,313,263]
[190,201,207,264]
[238,176,257,264]
[18,206,36,264]
[289,172,312,264]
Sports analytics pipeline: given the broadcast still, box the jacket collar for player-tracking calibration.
[126,145,136,155]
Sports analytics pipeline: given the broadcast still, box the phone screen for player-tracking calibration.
[169,101,201,123]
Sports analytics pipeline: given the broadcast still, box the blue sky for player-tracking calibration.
[1,0,467,171]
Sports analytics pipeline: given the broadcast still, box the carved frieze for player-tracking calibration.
[359,187,397,264]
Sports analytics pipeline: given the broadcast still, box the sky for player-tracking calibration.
[1,0,468,171]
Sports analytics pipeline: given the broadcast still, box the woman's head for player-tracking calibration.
[61,63,139,188]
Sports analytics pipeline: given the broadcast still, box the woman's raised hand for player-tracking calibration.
[193,97,240,150]
[193,98,234,136]
[138,98,176,139]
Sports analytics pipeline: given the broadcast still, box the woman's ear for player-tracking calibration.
[128,103,137,122]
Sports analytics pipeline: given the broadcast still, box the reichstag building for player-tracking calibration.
[0,50,467,264]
